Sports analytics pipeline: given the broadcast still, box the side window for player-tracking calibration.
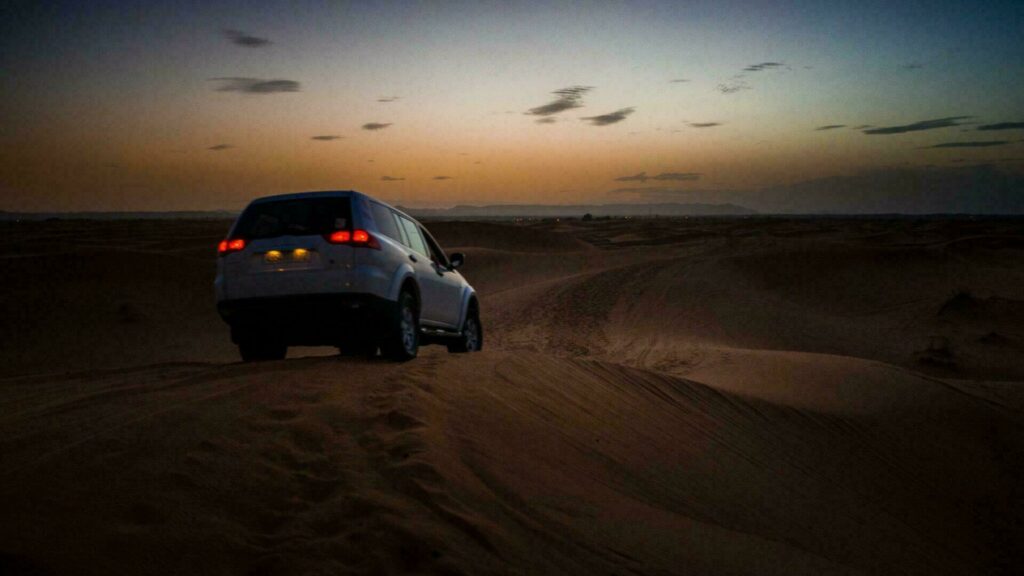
[420,227,449,268]
[371,202,401,241]
[398,215,428,256]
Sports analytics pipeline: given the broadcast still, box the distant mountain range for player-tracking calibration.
[0,203,755,221]
[399,202,757,219]
[0,210,238,221]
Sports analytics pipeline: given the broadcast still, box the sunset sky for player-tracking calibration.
[2,0,1023,212]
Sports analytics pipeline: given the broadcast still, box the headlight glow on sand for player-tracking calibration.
[264,250,282,263]
[293,248,309,260]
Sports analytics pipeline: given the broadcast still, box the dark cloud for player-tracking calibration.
[211,77,300,94]
[614,172,700,183]
[610,186,712,195]
[380,176,405,181]
[433,176,453,180]
[208,144,233,151]
[581,107,634,126]
[654,172,701,181]
[815,124,846,131]
[311,135,343,141]
[863,116,971,135]
[362,122,392,131]
[689,122,722,128]
[223,29,272,47]
[535,117,557,124]
[977,122,1024,131]
[669,78,690,83]
[526,86,592,116]
[377,96,400,103]
[716,80,750,94]
[926,141,1008,148]
[615,172,648,182]
[743,62,784,72]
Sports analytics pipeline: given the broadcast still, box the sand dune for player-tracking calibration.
[1,217,1022,574]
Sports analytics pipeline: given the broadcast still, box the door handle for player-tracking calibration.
[408,253,418,263]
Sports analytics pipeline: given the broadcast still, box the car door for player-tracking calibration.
[395,214,450,327]
[419,225,464,327]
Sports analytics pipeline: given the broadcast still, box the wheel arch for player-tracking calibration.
[386,264,420,310]
[458,288,479,328]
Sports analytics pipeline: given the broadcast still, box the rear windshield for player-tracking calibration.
[234,197,351,239]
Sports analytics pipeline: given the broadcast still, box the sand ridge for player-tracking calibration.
[1,217,1022,574]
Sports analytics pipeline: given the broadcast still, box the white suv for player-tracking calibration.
[215,191,481,361]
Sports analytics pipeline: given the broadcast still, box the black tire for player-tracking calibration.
[238,339,287,362]
[448,309,482,353]
[382,291,419,361]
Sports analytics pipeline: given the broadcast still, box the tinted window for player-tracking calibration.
[371,202,401,241]
[398,215,428,256]
[421,227,449,267]
[235,198,350,240]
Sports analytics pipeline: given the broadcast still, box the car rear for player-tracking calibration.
[215,192,390,347]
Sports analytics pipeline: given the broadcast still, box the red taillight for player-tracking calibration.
[326,229,379,249]
[327,230,351,243]
[218,238,246,255]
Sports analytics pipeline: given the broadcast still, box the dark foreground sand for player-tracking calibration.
[1,217,1022,575]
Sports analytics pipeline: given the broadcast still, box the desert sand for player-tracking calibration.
[1,216,1022,575]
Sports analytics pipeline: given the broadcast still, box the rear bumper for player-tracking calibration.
[217,293,397,345]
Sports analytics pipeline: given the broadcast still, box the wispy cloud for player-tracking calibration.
[852,124,873,130]
[863,116,971,135]
[362,122,392,131]
[526,86,592,116]
[581,107,634,126]
[614,172,701,183]
[380,176,405,181]
[901,62,923,70]
[609,186,715,196]
[743,62,784,72]
[433,176,453,180]
[815,124,846,131]
[311,135,343,141]
[377,96,400,103]
[669,78,689,83]
[977,122,1024,131]
[223,29,272,48]
[926,141,1008,148]
[211,77,300,94]
[535,117,558,124]
[716,80,750,94]
[689,122,722,128]
[208,144,233,151]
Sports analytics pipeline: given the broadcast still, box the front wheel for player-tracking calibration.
[382,291,419,361]
[448,311,482,353]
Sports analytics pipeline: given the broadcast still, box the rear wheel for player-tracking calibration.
[238,339,287,362]
[448,310,482,353]
[382,291,418,361]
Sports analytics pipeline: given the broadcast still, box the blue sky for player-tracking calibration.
[1,0,1022,210]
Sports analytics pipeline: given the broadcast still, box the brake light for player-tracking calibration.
[218,238,246,255]
[326,229,380,249]
[327,230,351,243]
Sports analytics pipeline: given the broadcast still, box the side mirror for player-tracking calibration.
[449,252,465,269]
